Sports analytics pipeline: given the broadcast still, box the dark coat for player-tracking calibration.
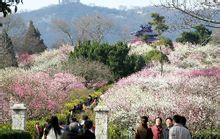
[162,128,169,139]
[61,131,82,139]
[135,124,153,139]
[82,129,95,139]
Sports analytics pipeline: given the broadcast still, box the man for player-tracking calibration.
[135,116,153,139]
[169,115,192,139]
[163,117,173,139]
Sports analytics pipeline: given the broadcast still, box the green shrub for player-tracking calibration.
[0,129,32,139]
[0,123,11,130]
[176,24,212,45]
[108,122,129,139]
[192,128,220,138]
[176,32,200,44]
[144,49,169,63]
[70,41,146,79]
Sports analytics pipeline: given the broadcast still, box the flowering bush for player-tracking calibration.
[128,44,154,56]
[10,72,85,118]
[0,45,85,120]
[168,43,219,68]
[101,65,219,131]
[30,45,73,73]
[17,53,33,67]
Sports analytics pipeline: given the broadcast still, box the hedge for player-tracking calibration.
[0,129,32,139]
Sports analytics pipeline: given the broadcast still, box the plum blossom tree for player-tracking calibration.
[10,72,86,118]
[101,66,219,131]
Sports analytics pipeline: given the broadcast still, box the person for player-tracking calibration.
[180,116,187,128]
[82,120,95,139]
[169,115,192,139]
[135,116,153,139]
[35,122,42,139]
[61,122,82,139]
[163,117,173,139]
[151,117,163,139]
[80,115,89,127]
[43,115,62,139]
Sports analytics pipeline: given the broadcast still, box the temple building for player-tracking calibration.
[131,24,158,43]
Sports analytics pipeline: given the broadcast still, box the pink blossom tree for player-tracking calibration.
[10,72,85,118]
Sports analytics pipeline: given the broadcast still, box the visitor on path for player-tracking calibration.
[61,122,82,139]
[169,115,192,139]
[151,117,163,139]
[70,117,83,135]
[135,116,153,139]
[163,117,173,139]
[82,120,95,139]
[80,115,89,127]
[35,122,43,139]
[43,115,62,139]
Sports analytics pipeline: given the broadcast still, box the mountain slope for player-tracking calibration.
[18,3,183,48]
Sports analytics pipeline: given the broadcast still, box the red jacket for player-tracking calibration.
[151,125,163,139]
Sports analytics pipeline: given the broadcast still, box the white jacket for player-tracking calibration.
[46,128,62,139]
[169,123,192,139]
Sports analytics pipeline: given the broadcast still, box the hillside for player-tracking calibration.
[17,3,183,48]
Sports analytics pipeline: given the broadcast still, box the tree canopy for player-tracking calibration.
[0,0,23,17]
[22,21,47,54]
[159,0,220,28]
[176,24,212,45]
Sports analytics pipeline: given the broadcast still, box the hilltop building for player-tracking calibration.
[59,0,80,4]
[131,24,158,44]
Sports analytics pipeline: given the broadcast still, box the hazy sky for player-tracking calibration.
[17,0,160,12]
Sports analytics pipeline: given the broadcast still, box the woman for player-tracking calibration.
[151,117,163,139]
[43,116,62,139]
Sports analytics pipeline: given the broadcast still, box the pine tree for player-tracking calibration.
[0,29,17,68]
[23,21,47,54]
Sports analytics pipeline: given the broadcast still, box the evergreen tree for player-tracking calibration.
[23,21,47,54]
[176,24,212,45]
[70,41,145,79]
[0,29,17,68]
[149,13,169,35]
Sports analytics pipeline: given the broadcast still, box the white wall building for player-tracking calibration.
[59,0,80,4]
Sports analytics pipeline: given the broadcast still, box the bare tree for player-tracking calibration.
[159,0,220,28]
[1,15,26,35]
[1,15,26,53]
[119,25,132,43]
[51,18,75,45]
[73,13,113,43]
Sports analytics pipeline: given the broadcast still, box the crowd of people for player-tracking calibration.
[70,96,98,114]
[35,96,99,139]
[35,95,192,139]
[135,114,192,139]
[35,115,95,139]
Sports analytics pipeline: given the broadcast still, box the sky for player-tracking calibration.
[17,0,160,12]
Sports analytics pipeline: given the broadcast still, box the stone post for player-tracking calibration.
[11,103,27,130]
[94,105,109,139]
